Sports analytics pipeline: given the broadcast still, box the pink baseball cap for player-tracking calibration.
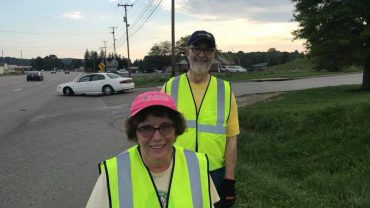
[130,91,177,116]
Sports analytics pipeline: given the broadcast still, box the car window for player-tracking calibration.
[91,74,105,81]
[106,73,120,79]
[79,75,91,82]
[27,71,39,75]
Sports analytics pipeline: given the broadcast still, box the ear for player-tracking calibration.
[185,48,189,57]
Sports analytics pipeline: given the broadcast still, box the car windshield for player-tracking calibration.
[71,75,82,82]
[27,71,40,75]
[106,73,121,79]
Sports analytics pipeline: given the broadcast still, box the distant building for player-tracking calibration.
[0,63,6,75]
[7,65,32,74]
[130,66,139,73]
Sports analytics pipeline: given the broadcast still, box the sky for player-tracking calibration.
[0,0,305,61]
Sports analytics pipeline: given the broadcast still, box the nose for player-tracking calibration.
[197,50,207,57]
[151,129,162,140]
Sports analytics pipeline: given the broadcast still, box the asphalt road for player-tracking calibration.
[231,73,363,96]
[0,72,363,208]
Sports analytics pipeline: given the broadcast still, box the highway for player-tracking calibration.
[0,72,363,207]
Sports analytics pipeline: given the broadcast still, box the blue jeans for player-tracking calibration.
[210,167,225,195]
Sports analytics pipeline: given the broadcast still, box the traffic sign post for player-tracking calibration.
[98,63,105,72]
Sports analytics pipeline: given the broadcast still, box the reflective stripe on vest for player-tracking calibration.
[184,150,203,208]
[117,151,133,208]
[170,76,226,134]
[101,145,211,208]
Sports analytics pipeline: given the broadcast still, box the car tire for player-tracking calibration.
[63,87,74,96]
[102,85,113,95]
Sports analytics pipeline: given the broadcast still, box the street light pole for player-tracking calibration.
[171,0,176,77]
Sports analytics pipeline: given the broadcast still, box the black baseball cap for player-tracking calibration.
[188,30,216,48]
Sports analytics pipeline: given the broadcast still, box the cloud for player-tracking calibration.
[62,11,83,20]
[163,0,294,23]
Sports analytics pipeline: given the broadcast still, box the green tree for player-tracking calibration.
[30,56,44,70]
[132,59,143,68]
[149,41,171,56]
[266,48,280,66]
[292,0,370,90]
[84,49,90,71]
[145,41,173,72]
[116,54,129,70]
[141,55,171,73]
[280,52,290,65]
[89,51,98,72]
[149,45,161,56]
[175,35,190,55]
[71,59,82,70]
[43,54,62,70]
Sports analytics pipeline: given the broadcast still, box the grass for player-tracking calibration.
[213,69,336,81]
[133,69,360,88]
[235,85,370,208]
[132,58,363,87]
[132,73,170,87]
[268,57,316,71]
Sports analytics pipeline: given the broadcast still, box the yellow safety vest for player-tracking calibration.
[164,74,231,170]
[99,145,211,208]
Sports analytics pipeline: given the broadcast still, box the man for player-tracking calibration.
[163,30,239,207]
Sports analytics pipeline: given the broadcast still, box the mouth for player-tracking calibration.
[194,58,209,63]
[149,144,167,150]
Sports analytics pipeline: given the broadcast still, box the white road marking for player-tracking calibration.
[14,88,22,92]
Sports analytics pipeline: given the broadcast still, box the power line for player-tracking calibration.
[114,0,152,49]
[115,0,162,48]
[129,0,155,31]
[129,0,163,37]
[113,0,163,60]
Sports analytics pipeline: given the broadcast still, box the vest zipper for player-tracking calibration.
[185,74,212,152]
[138,146,175,208]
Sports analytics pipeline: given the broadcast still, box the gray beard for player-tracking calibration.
[190,61,213,74]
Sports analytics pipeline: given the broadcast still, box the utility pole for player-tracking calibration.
[20,51,23,73]
[109,26,117,57]
[118,3,133,77]
[171,0,176,77]
[103,41,107,71]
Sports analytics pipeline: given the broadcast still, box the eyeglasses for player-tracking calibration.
[189,46,214,55]
[136,123,174,138]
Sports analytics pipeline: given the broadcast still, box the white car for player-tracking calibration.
[218,65,247,73]
[57,73,135,96]
[232,65,248,72]
[117,69,128,73]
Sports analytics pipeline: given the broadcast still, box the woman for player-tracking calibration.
[86,91,219,208]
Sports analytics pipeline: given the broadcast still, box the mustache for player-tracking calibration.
[194,57,209,62]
